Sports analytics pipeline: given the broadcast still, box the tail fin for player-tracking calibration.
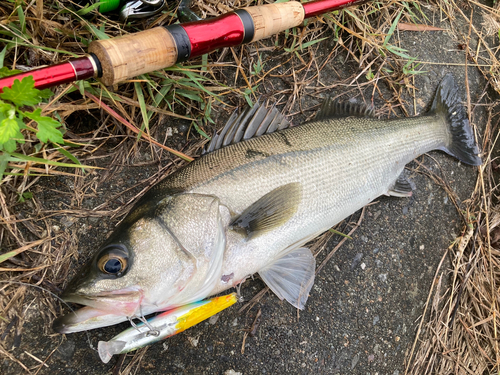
[430,74,481,166]
[98,340,126,363]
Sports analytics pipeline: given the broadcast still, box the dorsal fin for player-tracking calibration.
[203,101,290,154]
[314,98,375,121]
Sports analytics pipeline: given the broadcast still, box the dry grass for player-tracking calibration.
[403,3,500,373]
[406,105,500,374]
[0,0,499,373]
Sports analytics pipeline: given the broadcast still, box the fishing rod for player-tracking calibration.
[0,0,369,91]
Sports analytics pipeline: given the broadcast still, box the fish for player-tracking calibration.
[53,74,481,334]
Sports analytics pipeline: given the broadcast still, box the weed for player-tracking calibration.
[0,74,90,180]
[366,68,375,81]
[402,58,426,76]
[251,54,265,76]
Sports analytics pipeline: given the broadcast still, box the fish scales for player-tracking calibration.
[53,74,480,336]
[172,116,444,219]
[155,115,445,196]
[182,115,449,293]
[123,114,449,299]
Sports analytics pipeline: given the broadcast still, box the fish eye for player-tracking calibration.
[96,246,128,276]
[102,257,124,274]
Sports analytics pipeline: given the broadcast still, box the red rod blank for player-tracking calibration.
[183,13,246,58]
[0,56,96,92]
[303,0,369,18]
[0,0,370,92]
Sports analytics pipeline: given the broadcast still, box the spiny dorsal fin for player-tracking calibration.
[203,100,290,154]
[230,183,302,239]
[314,98,374,121]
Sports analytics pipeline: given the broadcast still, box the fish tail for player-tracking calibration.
[430,74,481,166]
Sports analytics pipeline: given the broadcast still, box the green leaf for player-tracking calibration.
[300,37,328,51]
[0,117,20,144]
[152,83,171,107]
[191,121,210,139]
[36,121,64,144]
[76,1,102,16]
[176,69,222,99]
[0,47,8,69]
[0,249,22,264]
[0,152,9,182]
[85,22,109,40]
[176,89,203,102]
[0,100,14,115]
[0,116,23,152]
[17,4,27,35]
[18,191,32,203]
[328,228,352,239]
[9,152,96,169]
[201,53,208,72]
[24,108,63,144]
[385,44,411,59]
[0,38,78,57]
[366,68,374,81]
[243,87,255,107]
[134,81,149,140]
[56,146,82,167]
[0,76,42,107]
[39,88,54,99]
[2,138,18,153]
[0,66,22,78]
[383,10,403,47]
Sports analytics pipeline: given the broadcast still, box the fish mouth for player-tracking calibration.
[53,306,130,334]
[53,288,144,334]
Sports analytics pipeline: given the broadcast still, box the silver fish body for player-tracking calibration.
[53,74,480,333]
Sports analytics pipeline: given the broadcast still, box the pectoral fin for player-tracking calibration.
[258,247,316,310]
[231,183,302,239]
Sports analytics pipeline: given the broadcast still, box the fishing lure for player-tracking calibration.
[98,293,238,363]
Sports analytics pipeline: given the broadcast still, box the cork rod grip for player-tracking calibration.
[89,27,178,86]
[243,2,305,42]
[88,2,306,86]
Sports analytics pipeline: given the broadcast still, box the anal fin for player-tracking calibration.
[258,247,315,310]
[387,173,413,197]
